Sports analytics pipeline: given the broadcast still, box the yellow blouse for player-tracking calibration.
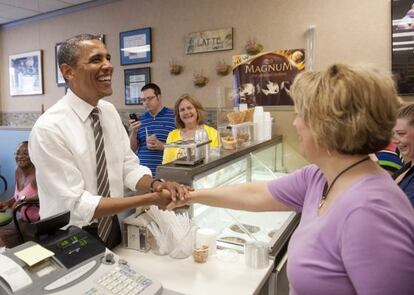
[162,125,219,164]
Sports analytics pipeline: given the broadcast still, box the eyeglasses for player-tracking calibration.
[141,95,157,103]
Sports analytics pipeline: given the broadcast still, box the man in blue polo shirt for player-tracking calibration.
[129,83,175,175]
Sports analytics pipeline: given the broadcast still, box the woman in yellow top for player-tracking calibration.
[163,94,219,164]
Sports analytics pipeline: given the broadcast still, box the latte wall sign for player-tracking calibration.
[185,27,233,54]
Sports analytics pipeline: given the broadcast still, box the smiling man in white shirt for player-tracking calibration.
[29,34,186,249]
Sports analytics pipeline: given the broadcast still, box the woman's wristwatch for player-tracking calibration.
[150,178,165,192]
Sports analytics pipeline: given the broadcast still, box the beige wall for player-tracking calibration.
[0,0,396,165]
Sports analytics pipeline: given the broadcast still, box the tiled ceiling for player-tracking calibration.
[0,0,95,26]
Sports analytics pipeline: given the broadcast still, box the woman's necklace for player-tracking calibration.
[181,128,196,140]
[319,156,370,209]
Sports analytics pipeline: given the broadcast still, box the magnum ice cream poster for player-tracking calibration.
[232,49,305,107]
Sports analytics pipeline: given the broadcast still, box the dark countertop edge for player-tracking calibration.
[158,135,283,176]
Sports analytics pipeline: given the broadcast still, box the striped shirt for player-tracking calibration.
[136,107,175,175]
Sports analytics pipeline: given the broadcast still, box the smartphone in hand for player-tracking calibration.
[129,113,139,122]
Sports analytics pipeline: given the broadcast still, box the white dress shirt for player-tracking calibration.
[29,89,152,228]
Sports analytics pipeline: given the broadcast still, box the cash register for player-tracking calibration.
[0,211,163,295]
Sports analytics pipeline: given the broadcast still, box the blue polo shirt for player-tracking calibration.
[136,107,175,175]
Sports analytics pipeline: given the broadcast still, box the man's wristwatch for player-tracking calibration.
[150,178,165,192]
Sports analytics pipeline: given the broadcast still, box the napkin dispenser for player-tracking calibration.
[123,211,152,252]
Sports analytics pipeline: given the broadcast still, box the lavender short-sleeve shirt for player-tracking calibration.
[267,165,414,295]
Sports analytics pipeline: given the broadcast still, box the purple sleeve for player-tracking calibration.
[341,206,414,294]
[267,165,321,212]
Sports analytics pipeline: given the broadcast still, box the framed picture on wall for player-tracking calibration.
[392,0,414,95]
[55,34,105,87]
[124,67,151,105]
[55,43,65,86]
[120,28,152,65]
[9,50,43,96]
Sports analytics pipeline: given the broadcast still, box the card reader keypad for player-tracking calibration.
[95,265,153,295]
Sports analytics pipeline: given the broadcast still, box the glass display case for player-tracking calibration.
[156,136,299,256]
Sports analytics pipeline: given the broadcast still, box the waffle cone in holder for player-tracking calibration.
[244,109,254,122]
[227,111,246,124]
[227,109,254,124]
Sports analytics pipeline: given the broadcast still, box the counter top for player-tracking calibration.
[113,247,274,295]
[162,136,281,171]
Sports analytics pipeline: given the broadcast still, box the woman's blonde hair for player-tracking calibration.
[290,64,400,154]
[397,103,414,126]
[174,94,205,129]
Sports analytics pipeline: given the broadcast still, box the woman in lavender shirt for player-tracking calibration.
[169,64,414,294]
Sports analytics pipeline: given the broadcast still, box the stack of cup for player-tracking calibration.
[239,103,248,111]
[244,241,269,268]
[264,112,272,140]
[253,106,265,141]
[195,228,217,256]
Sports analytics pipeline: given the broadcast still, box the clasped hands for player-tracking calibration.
[151,181,192,210]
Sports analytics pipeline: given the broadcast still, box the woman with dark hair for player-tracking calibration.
[162,94,219,164]
[0,141,39,248]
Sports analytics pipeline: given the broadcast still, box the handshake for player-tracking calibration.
[150,180,193,210]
